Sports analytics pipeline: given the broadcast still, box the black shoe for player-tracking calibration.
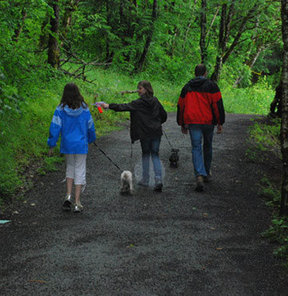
[153,183,163,192]
[195,176,204,192]
[204,174,212,183]
[138,180,149,187]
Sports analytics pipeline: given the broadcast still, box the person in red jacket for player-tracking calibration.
[177,64,225,192]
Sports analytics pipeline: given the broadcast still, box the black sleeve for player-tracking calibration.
[216,99,225,125]
[109,100,139,112]
[159,103,167,124]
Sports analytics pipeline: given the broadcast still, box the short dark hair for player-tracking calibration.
[137,80,154,97]
[195,64,207,77]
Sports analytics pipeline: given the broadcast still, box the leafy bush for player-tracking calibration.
[262,217,288,264]
[221,78,274,115]
[248,119,287,264]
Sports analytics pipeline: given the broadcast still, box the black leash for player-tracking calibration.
[93,142,122,172]
[163,129,174,149]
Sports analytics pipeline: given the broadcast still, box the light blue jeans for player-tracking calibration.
[188,124,214,177]
[140,137,162,184]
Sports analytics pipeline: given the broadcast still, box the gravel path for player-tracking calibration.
[1,113,287,296]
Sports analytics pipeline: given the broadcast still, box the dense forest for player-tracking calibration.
[0,0,287,262]
[0,1,287,207]
[0,0,283,92]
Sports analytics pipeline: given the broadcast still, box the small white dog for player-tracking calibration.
[120,170,133,195]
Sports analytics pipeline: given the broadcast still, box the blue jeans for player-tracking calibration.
[140,137,162,183]
[188,124,214,177]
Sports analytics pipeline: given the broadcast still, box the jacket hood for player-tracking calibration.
[140,95,158,108]
[180,77,208,98]
[188,77,207,87]
[60,104,85,117]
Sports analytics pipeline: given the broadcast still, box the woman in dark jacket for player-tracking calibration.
[101,80,167,192]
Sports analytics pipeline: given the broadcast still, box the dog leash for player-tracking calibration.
[93,142,122,172]
[163,129,174,149]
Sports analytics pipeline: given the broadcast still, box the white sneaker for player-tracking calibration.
[73,203,83,213]
[62,194,72,211]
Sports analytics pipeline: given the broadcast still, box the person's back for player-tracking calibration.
[57,104,94,154]
[47,83,96,213]
[178,73,224,127]
[101,80,167,192]
[177,64,225,192]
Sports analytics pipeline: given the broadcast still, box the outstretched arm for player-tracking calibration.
[102,103,109,109]
[100,101,138,112]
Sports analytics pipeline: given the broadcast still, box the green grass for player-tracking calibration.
[220,78,274,115]
[0,66,277,204]
[247,119,288,264]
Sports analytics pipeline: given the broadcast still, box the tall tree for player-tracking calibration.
[48,0,60,68]
[199,0,207,63]
[105,0,115,64]
[210,1,235,81]
[13,7,27,42]
[280,0,288,216]
[134,0,158,73]
[62,0,81,42]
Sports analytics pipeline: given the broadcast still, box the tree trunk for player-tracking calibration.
[280,0,288,216]
[48,0,60,68]
[62,0,80,41]
[134,0,157,73]
[233,45,264,87]
[210,1,236,81]
[199,0,207,63]
[119,0,137,62]
[105,0,114,66]
[13,8,27,42]
[222,4,257,64]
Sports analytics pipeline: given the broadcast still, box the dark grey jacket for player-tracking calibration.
[109,95,167,143]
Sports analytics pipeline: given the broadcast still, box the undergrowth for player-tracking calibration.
[248,118,288,265]
[0,65,277,208]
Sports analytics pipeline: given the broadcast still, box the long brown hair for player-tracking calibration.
[137,80,154,97]
[60,83,87,109]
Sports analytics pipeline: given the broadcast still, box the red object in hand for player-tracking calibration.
[97,106,103,113]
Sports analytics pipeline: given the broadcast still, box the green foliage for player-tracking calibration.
[259,177,281,207]
[262,216,288,263]
[37,156,63,176]
[221,77,275,115]
[0,0,284,221]
[248,118,280,152]
[248,120,287,264]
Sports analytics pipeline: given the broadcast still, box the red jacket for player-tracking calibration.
[177,77,225,126]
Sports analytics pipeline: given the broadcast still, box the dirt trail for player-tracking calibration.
[0,113,287,296]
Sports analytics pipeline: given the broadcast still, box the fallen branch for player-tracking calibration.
[120,90,137,95]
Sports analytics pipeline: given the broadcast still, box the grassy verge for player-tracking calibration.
[0,66,276,208]
[247,117,288,265]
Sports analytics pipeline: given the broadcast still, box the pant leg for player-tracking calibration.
[150,137,162,183]
[140,139,151,182]
[189,124,207,177]
[66,154,76,179]
[203,125,214,175]
[74,154,87,185]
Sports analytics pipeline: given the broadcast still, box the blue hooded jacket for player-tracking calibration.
[47,104,96,154]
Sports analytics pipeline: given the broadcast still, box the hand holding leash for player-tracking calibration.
[91,101,107,113]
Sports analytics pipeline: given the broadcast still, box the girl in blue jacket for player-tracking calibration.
[48,83,96,213]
